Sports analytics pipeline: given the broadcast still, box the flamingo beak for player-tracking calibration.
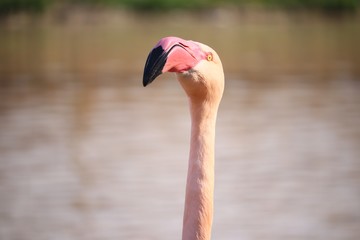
[143,37,206,87]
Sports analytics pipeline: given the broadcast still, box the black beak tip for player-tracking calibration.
[142,72,158,87]
[142,46,167,87]
[142,76,150,87]
[142,72,155,87]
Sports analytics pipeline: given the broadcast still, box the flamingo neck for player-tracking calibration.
[182,99,219,240]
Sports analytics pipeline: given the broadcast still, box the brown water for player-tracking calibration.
[0,10,360,240]
[1,76,359,240]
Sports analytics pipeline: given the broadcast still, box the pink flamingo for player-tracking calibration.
[143,36,224,240]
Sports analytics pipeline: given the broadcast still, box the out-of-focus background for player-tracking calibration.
[0,0,359,239]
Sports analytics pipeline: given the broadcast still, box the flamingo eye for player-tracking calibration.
[206,53,213,61]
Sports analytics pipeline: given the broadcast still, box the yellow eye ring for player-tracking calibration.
[207,53,213,61]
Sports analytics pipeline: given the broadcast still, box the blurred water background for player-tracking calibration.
[0,1,360,239]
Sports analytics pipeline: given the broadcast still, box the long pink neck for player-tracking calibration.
[182,99,219,240]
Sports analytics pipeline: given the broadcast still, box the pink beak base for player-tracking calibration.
[157,37,206,73]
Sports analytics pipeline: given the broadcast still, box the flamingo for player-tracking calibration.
[143,36,224,240]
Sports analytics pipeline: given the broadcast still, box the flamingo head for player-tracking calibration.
[143,36,224,101]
